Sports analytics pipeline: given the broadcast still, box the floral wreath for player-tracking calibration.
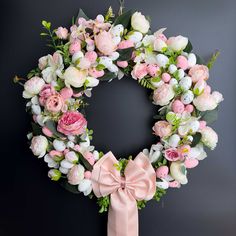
[15,5,223,236]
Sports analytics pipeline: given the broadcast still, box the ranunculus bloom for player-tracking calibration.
[23,77,45,98]
[164,148,180,161]
[189,64,209,83]
[55,27,68,39]
[95,31,116,55]
[131,63,148,80]
[193,93,217,111]
[167,35,188,51]
[39,84,55,105]
[131,12,150,34]
[153,84,175,106]
[200,126,218,150]
[45,93,64,113]
[30,135,48,158]
[57,111,87,136]
[64,66,87,88]
[153,121,172,138]
[67,164,85,185]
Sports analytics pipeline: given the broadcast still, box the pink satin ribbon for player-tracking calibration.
[91,151,156,236]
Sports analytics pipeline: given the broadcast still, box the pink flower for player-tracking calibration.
[57,111,87,136]
[193,93,217,111]
[69,40,81,55]
[156,166,169,179]
[39,84,55,105]
[185,104,194,113]
[78,57,91,69]
[184,158,199,169]
[153,121,172,138]
[84,171,92,179]
[147,64,160,77]
[117,61,128,68]
[176,56,188,70]
[172,100,185,113]
[55,27,68,39]
[85,51,97,64]
[164,148,180,161]
[161,72,171,82]
[83,151,95,166]
[169,180,180,188]
[45,93,64,113]
[199,121,207,130]
[189,64,209,83]
[95,31,116,55]
[49,150,63,160]
[88,68,105,78]
[118,40,134,49]
[42,126,53,137]
[178,145,191,159]
[67,164,85,185]
[131,63,148,80]
[153,84,175,106]
[60,87,73,100]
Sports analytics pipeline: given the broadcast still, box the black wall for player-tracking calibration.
[0,0,236,235]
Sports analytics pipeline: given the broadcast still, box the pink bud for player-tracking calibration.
[176,56,188,70]
[42,126,53,137]
[185,104,194,113]
[117,61,128,68]
[156,166,169,179]
[161,72,171,82]
[172,100,185,113]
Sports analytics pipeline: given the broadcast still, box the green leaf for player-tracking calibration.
[191,132,202,147]
[196,54,205,65]
[117,47,134,61]
[45,120,66,138]
[42,20,51,29]
[59,179,80,194]
[200,107,218,124]
[96,64,106,71]
[99,71,117,81]
[71,86,85,94]
[78,153,93,171]
[184,40,193,53]
[76,8,89,22]
[31,122,42,135]
[207,51,220,70]
[113,9,134,29]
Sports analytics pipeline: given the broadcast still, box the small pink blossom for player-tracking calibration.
[199,120,207,130]
[55,27,68,39]
[117,61,128,68]
[153,121,172,138]
[131,63,148,80]
[60,87,73,100]
[84,171,92,179]
[184,158,199,169]
[161,72,171,82]
[172,100,185,113]
[169,180,181,188]
[178,145,191,159]
[156,166,169,179]
[69,40,81,55]
[118,40,134,49]
[164,148,180,161]
[176,55,188,70]
[185,104,194,113]
[39,84,56,105]
[85,51,97,64]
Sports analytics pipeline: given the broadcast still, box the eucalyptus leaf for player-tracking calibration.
[99,71,117,81]
[59,179,80,194]
[45,120,66,138]
[200,108,218,124]
[71,86,85,94]
[191,132,202,147]
[76,8,89,23]
[113,10,134,29]
[117,47,134,61]
[184,40,193,53]
[31,122,42,135]
[196,54,205,65]
[78,153,93,171]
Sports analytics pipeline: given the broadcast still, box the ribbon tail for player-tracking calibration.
[108,189,138,236]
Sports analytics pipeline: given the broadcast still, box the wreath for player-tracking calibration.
[15,5,223,236]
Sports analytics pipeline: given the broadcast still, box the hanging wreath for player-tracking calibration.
[15,6,223,236]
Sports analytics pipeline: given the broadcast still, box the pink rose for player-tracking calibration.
[45,94,64,113]
[164,148,180,161]
[85,51,97,64]
[189,64,209,83]
[69,40,81,55]
[153,84,175,106]
[131,63,148,80]
[55,27,68,39]
[172,100,185,113]
[117,61,128,68]
[83,151,95,166]
[95,31,116,55]
[39,84,55,105]
[176,55,188,70]
[60,87,73,100]
[118,40,134,49]
[153,121,172,138]
[57,111,87,136]
[88,68,105,78]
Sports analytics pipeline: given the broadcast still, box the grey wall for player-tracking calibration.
[0,0,235,235]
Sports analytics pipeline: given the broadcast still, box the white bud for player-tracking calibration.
[72,51,84,63]
[178,69,185,79]
[188,53,197,68]
[127,31,143,43]
[59,166,69,174]
[179,76,192,91]
[168,64,177,74]
[31,104,41,115]
[168,134,181,148]
[181,90,194,104]
[169,78,178,86]
[60,159,74,169]
[107,64,119,73]
[156,54,169,68]
[53,139,66,152]
[86,76,99,87]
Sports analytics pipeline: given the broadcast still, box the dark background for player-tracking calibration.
[0,0,236,235]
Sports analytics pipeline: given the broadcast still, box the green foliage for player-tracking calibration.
[42,20,51,30]
[55,78,65,91]
[105,6,115,23]
[137,200,147,210]
[113,9,134,29]
[27,68,41,79]
[114,158,130,176]
[200,107,218,124]
[191,132,202,147]
[41,20,57,49]
[59,179,80,194]
[207,51,220,70]
[31,122,42,136]
[153,154,167,168]
[97,196,110,213]
[99,71,117,81]
[45,120,66,138]
[138,78,156,90]
[153,188,166,202]
[184,40,193,53]
[117,47,134,61]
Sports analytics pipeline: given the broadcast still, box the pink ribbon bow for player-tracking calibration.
[91,151,156,236]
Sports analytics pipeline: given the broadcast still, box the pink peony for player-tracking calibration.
[193,92,217,111]
[131,63,148,80]
[45,94,64,113]
[57,111,87,136]
[69,40,81,55]
[153,84,175,106]
[95,31,116,55]
[164,148,180,161]
[153,121,172,138]
[189,64,209,83]
[39,84,55,105]
[118,40,134,49]
[55,27,68,39]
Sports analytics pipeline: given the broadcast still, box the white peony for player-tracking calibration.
[193,93,219,112]
[167,35,188,52]
[63,66,86,88]
[30,135,48,158]
[23,77,45,98]
[131,12,150,34]
[200,127,218,150]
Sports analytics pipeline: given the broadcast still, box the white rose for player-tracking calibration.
[78,179,92,196]
[179,76,192,91]
[153,38,167,52]
[170,161,188,185]
[193,79,206,95]
[64,66,86,88]
[200,127,218,150]
[156,179,169,190]
[107,64,119,73]
[30,135,48,158]
[167,35,188,51]
[127,31,143,44]
[23,77,45,99]
[156,54,169,68]
[131,12,150,34]
[53,139,66,152]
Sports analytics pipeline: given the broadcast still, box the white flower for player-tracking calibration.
[131,12,150,34]
[99,57,113,68]
[193,79,206,95]
[38,55,48,70]
[60,159,74,169]
[200,127,218,150]
[179,76,192,91]
[126,31,143,44]
[31,104,41,115]
[42,52,64,83]
[110,24,124,37]
[67,164,85,185]
[66,141,75,149]
[59,167,69,174]
[44,154,59,168]
[23,77,45,99]
[177,69,185,79]
[65,151,78,163]
[78,179,92,196]
[86,77,99,87]
[109,52,120,61]
[142,35,155,46]
[178,115,200,136]
[156,54,169,68]
[156,179,169,189]
[193,93,219,111]
[64,66,86,88]
[212,91,224,103]
[170,161,188,185]
[93,150,100,161]
[48,169,61,181]
[153,38,167,52]
[30,135,48,158]
[167,35,188,51]
[181,90,194,104]
[169,78,178,86]
[107,64,119,73]
[112,36,121,45]
[168,64,177,74]
[188,53,197,68]
[53,139,66,152]
[189,143,207,160]
[72,51,84,63]
[168,134,181,148]
[143,143,163,163]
